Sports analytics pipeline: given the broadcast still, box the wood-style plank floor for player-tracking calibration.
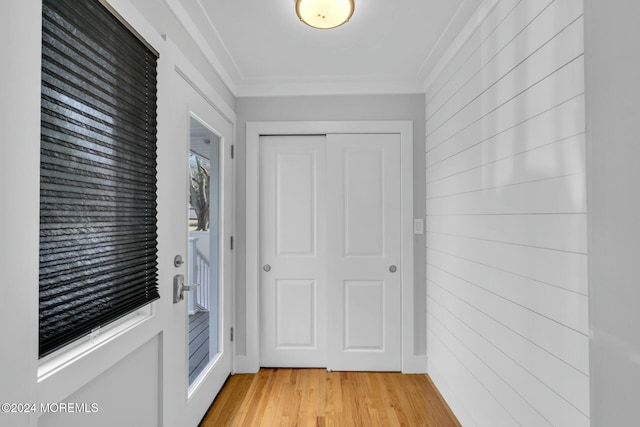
[200,368,460,427]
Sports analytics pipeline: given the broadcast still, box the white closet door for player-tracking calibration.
[259,135,327,367]
[326,133,402,371]
[259,133,402,371]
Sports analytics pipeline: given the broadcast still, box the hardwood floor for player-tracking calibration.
[200,368,460,427]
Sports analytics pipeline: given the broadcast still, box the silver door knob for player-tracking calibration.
[389,265,397,273]
[173,274,199,303]
[263,264,271,272]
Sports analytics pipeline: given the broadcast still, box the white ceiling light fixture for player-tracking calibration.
[295,0,355,29]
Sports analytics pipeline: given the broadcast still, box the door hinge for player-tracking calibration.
[231,145,235,159]
[230,235,234,250]
[230,327,234,342]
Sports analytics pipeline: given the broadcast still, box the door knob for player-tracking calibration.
[173,274,199,303]
[263,264,271,272]
[389,265,397,273]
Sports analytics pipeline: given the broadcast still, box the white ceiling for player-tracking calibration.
[164,0,483,97]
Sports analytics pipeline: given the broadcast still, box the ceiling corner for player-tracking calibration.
[416,0,483,84]
[161,0,242,95]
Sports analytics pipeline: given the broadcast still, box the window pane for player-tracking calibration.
[39,0,159,357]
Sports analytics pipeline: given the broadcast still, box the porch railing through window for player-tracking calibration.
[188,237,210,313]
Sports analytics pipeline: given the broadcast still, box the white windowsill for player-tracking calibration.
[37,305,154,382]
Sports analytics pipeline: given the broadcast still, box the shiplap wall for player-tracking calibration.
[424,1,588,426]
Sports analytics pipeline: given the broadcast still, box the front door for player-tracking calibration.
[259,133,401,371]
[164,73,234,426]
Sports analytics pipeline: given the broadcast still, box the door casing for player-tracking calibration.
[240,120,424,374]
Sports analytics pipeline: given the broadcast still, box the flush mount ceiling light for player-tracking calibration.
[295,0,355,29]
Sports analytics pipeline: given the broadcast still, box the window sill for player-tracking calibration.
[37,306,154,382]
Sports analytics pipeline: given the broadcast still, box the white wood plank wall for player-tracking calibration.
[424,0,588,425]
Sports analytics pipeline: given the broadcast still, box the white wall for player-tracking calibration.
[0,2,41,426]
[585,1,640,426]
[234,94,427,360]
[38,337,160,427]
[424,0,589,425]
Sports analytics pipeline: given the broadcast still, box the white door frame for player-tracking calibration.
[239,120,420,374]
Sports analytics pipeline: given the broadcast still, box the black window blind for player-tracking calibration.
[39,0,159,357]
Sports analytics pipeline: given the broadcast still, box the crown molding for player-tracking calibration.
[417,0,478,82]
[422,0,501,93]
[161,0,239,94]
[162,0,494,98]
[194,0,245,80]
[236,78,425,98]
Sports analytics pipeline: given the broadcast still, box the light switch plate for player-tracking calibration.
[413,218,424,235]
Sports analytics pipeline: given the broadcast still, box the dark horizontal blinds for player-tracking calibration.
[40,0,159,357]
